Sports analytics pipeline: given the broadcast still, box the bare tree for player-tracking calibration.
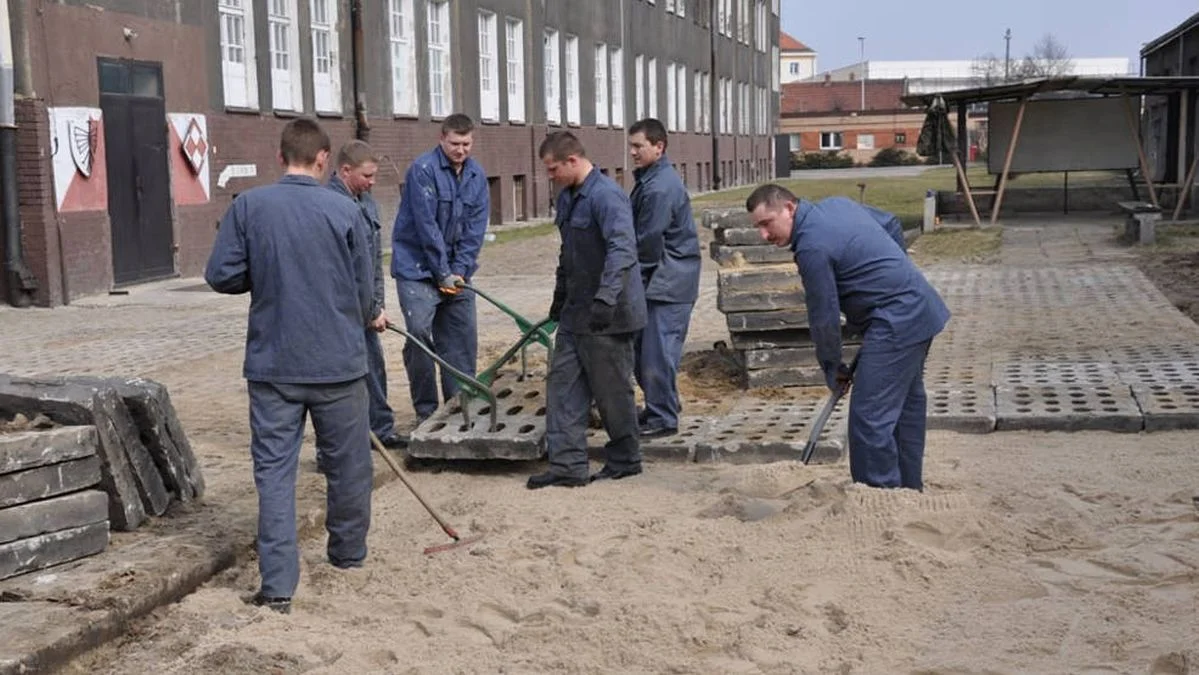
[1017,33,1074,79]
[971,53,1004,86]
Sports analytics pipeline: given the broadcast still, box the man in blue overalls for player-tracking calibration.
[205,118,376,613]
[528,131,647,489]
[391,114,490,426]
[627,118,702,438]
[746,184,950,491]
[327,140,406,450]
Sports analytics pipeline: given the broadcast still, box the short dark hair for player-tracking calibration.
[745,183,798,212]
[280,118,330,167]
[539,131,587,162]
[629,118,668,150]
[441,113,475,136]
[336,140,377,169]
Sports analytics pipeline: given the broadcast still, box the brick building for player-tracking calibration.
[778,78,925,164]
[0,0,779,306]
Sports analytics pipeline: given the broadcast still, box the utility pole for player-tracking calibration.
[1004,28,1011,82]
[858,36,865,111]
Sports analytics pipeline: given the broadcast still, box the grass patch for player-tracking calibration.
[489,221,558,246]
[910,227,1003,265]
[692,167,1126,229]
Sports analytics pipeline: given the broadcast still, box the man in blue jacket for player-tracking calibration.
[627,118,701,438]
[205,118,376,614]
[528,131,648,489]
[391,114,489,425]
[745,184,950,491]
[327,140,406,450]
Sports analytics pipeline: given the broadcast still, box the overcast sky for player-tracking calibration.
[780,0,1196,74]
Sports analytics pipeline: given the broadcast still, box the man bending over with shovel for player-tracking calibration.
[746,184,950,491]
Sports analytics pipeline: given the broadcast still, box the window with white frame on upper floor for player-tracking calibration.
[506,18,526,123]
[219,0,258,109]
[268,0,302,111]
[693,72,702,134]
[756,0,767,52]
[676,65,687,132]
[595,44,608,126]
[772,0,779,14]
[739,0,749,43]
[772,46,780,91]
[545,30,560,124]
[666,0,675,13]
[389,0,416,116]
[703,72,711,132]
[427,0,452,118]
[647,57,658,118]
[821,131,843,149]
[565,35,580,125]
[609,47,624,127]
[666,63,676,130]
[634,55,645,120]
[478,11,500,121]
[310,0,341,113]
[677,0,685,18]
[717,0,728,36]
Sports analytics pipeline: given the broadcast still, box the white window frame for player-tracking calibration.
[693,71,702,134]
[310,0,341,113]
[219,0,258,109]
[772,46,780,91]
[665,0,675,13]
[565,35,580,125]
[858,133,875,150]
[595,44,608,126]
[789,134,800,151]
[506,18,526,123]
[544,29,560,124]
[634,54,645,120]
[677,0,686,18]
[478,11,500,121]
[427,0,452,118]
[676,65,687,132]
[666,62,677,131]
[648,57,658,118]
[820,131,844,150]
[609,47,624,128]
[389,0,417,116]
[268,0,303,111]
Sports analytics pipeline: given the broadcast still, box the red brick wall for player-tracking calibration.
[799,126,924,153]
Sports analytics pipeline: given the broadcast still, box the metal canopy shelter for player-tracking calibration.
[901,76,1199,224]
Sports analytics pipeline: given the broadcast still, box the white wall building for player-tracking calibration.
[780,31,817,83]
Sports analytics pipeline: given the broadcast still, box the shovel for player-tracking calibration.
[801,353,860,465]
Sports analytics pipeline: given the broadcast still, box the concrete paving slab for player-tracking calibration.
[995,384,1143,432]
[926,388,997,434]
[1115,361,1199,386]
[991,361,1123,386]
[1129,384,1199,431]
[695,399,847,464]
[1107,344,1199,364]
[407,372,547,461]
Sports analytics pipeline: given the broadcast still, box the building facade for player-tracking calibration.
[0,0,779,307]
[817,58,1132,95]
[779,79,928,164]
[779,31,815,83]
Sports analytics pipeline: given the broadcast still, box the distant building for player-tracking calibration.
[815,58,1132,94]
[778,79,927,164]
[780,31,817,83]
[1141,10,1199,185]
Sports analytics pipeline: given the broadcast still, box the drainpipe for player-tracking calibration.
[709,0,720,190]
[2,1,37,307]
[350,0,369,141]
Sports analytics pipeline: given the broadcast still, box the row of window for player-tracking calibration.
[219,0,772,134]
[788,132,909,152]
[644,0,776,53]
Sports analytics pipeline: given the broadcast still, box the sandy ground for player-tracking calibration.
[56,220,1199,675]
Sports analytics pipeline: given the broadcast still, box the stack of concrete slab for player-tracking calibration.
[0,424,109,580]
[705,209,861,389]
[0,374,205,541]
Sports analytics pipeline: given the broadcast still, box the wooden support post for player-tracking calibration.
[949,150,982,227]
[990,97,1027,225]
[1173,152,1199,221]
[1122,92,1160,209]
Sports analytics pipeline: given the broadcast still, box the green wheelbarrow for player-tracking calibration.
[384,282,556,433]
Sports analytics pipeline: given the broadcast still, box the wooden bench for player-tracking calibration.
[1117,201,1161,245]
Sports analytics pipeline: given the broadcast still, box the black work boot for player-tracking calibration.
[589,464,643,483]
[526,471,588,490]
[247,591,292,614]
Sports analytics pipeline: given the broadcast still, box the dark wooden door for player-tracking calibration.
[99,58,174,285]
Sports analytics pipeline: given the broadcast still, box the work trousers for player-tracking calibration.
[847,338,933,491]
[634,300,694,431]
[248,378,372,598]
[545,330,642,480]
[395,279,478,420]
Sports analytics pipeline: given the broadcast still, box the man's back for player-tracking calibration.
[792,197,949,347]
[207,174,372,383]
